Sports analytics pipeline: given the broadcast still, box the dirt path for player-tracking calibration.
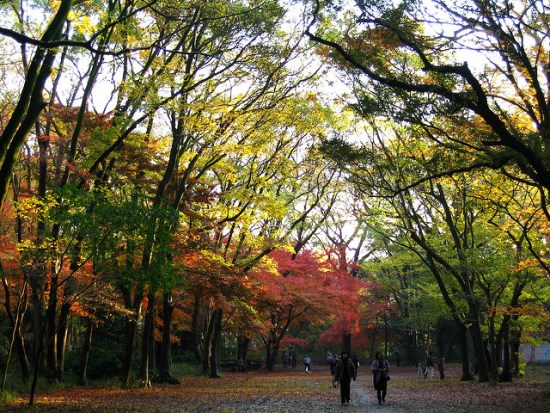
[1,364,549,412]
[236,373,415,413]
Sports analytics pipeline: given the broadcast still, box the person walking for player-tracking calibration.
[329,354,339,388]
[289,348,297,368]
[303,355,311,373]
[426,351,435,381]
[335,350,356,405]
[371,351,390,405]
[437,355,445,380]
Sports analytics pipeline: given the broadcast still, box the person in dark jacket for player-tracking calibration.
[371,351,390,404]
[437,355,445,380]
[335,350,356,405]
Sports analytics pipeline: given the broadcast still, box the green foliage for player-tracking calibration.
[0,389,17,404]
[170,361,202,377]
[319,137,363,165]
[65,337,123,380]
[0,323,9,372]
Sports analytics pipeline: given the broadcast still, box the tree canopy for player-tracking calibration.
[0,0,549,401]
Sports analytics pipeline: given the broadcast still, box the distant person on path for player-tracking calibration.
[329,354,339,388]
[289,348,297,368]
[352,353,359,374]
[335,350,356,405]
[437,355,445,380]
[303,355,311,373]
[417,362,424,377]
[395,350,401,367]
[426,351,435,381]
[282,351,288,368]
[371,351,390,405]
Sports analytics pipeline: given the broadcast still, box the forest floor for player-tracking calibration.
[1,363,549,413]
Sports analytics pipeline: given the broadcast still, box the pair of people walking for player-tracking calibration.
[334,350,390,406]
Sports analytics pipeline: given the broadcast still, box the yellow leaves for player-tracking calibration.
[70,301,92,318]
[71,14,97,36]
[513,257,550,275]
[487,303,550,320]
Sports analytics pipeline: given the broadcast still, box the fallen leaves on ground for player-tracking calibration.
[2,364,549,413]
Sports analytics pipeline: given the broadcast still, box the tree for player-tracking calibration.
[0,203,30,390]
[339,133,548,382]
[0,0,72,206]
[305,0,550,220]
[305,0,549,382]
[250,248,367,371]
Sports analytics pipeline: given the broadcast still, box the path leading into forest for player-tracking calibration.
[1,364,549,413]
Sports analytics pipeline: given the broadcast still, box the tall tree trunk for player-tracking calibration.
[158,291,178,383]
[29,320,46,406]
[0,0,71,207]
[510,320,522,378]
[1,267,30,390]
[487,316,499,385]
[140,291,156,387]
[496,313,513,382]
[56,275,75,382]
[209,309,223,378]
[120,290,143,386]
[265,332,280,372]
[265,315,278,372]
[457,322,474,381]
[403,331,416,366]
[469,314,489,382]
[383,315,389,357]
[56,300,70,381]
[202,307,215,376]
[499,333,512,382]
[77,318,94,385]
[236,335,250,372]
[29,266,46,377]
[369,327,377,361]
[46,272,58,383]
[192,296,205,365]
[342,334,351,354]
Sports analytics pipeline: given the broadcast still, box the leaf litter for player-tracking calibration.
[2,364,549,413]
